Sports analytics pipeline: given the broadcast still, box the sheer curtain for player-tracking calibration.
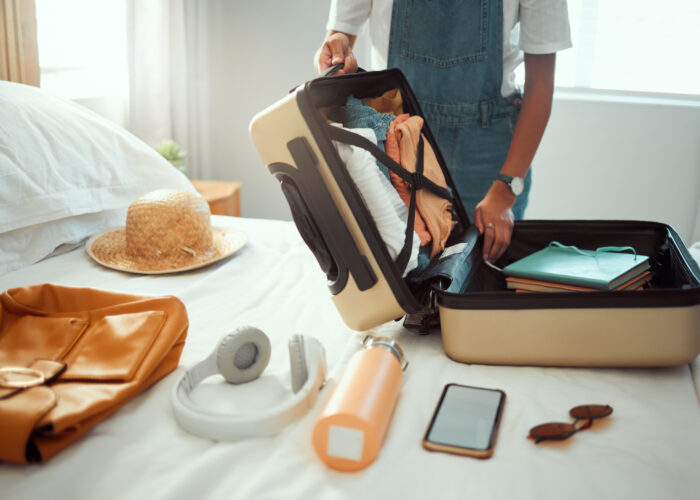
[125,0,211,179]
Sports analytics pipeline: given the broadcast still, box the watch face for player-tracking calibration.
[510,177,524,196]
[509,177,524,196]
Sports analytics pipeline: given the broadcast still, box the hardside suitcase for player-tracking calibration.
[249,67,700,367]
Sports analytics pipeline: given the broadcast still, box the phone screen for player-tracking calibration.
[424,383,505,455]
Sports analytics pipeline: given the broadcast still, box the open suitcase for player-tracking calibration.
[249,67,700,367]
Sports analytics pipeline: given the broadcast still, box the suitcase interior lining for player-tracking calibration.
[300,71,700,313]
[307,69,470,234]
[438,220,700,311]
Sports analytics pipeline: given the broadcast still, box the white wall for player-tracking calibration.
[206,0,328,221]
[528,92,700,243]
[204,2,700,245]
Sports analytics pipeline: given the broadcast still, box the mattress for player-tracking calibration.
[1,216,699,499]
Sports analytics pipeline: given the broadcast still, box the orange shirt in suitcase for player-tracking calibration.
[389,115,453,258]
[385,113,432,248]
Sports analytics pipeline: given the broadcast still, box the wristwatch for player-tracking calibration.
[496,173,524,197]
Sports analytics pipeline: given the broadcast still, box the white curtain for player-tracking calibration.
[125,0,211,179]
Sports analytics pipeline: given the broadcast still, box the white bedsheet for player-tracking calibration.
[1,216,699,500]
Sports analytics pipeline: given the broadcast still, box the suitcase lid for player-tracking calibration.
[295,66,473,316]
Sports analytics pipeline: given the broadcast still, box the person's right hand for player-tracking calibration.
[316,32,358,75]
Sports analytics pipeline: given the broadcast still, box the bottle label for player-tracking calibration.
[327,425,365,461]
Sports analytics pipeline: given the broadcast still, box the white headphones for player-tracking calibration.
[171,326,327,441]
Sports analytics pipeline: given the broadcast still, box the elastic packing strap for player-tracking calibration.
[484,241,640,273]
[325,124,452,201]
[548,241,639,259]
[394,135,424,274]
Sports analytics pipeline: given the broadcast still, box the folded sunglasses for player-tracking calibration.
[529,404,613,444]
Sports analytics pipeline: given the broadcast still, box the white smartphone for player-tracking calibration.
[422,383,506,459]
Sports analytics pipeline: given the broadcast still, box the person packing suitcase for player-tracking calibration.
[316,0,571,263]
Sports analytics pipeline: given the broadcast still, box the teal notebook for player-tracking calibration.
[503,242,650,291]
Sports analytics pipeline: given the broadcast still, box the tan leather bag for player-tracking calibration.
[0,284,188,464]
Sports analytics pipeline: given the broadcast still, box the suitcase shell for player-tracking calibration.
[249,68,700,367]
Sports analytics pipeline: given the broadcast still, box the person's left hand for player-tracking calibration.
[473,181,516,262]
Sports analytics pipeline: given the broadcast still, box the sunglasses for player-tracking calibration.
[529,404,613,444]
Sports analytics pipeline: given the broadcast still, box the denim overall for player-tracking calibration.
[387,0,531,220]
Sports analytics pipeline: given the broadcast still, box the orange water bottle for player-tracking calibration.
[312,336,408,472]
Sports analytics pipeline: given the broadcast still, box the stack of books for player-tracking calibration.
[503,243,652,293]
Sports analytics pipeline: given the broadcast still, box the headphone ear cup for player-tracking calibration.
[288,334,309,393]
[216,326,271,384]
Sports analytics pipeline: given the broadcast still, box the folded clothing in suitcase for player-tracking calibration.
[249,67,700,367]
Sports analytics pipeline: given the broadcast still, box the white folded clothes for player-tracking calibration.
[331,124,420,276]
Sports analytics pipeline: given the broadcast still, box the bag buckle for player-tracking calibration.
[0,367,46,389]
[412,172,424,190]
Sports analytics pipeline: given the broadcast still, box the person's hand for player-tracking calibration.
[316,32,358,74]
[473,181,516,262]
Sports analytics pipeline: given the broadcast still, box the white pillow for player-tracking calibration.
[0,81,196,275]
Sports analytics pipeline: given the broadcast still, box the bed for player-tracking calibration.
[1,81,700,500]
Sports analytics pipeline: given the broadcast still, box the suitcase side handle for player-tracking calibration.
[290,64,345,94]
[290,64,367,93]
[319,63,344,78]
[318,63,367,79]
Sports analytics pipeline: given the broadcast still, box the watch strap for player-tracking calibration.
[496,173,514,185]
[496,173,523,196]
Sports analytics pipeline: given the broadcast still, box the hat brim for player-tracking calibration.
[86,226,247,275]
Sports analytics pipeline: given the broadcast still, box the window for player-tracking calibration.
[519,0,700,97]
[35,0,128,101]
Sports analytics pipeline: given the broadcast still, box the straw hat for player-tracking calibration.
[87,189,247,274]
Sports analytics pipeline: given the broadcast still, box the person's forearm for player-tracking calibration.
[499,53,556,180]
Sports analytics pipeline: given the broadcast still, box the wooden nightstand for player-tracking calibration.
[191,180,242,217]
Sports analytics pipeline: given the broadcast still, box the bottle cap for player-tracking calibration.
[362,336,409,371]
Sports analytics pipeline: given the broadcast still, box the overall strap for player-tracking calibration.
[325,125,452,201]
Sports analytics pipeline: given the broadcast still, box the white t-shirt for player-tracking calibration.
[327,0,572,97]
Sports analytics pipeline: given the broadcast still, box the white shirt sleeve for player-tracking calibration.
[326,0,372,35]
[518,0,572,54]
